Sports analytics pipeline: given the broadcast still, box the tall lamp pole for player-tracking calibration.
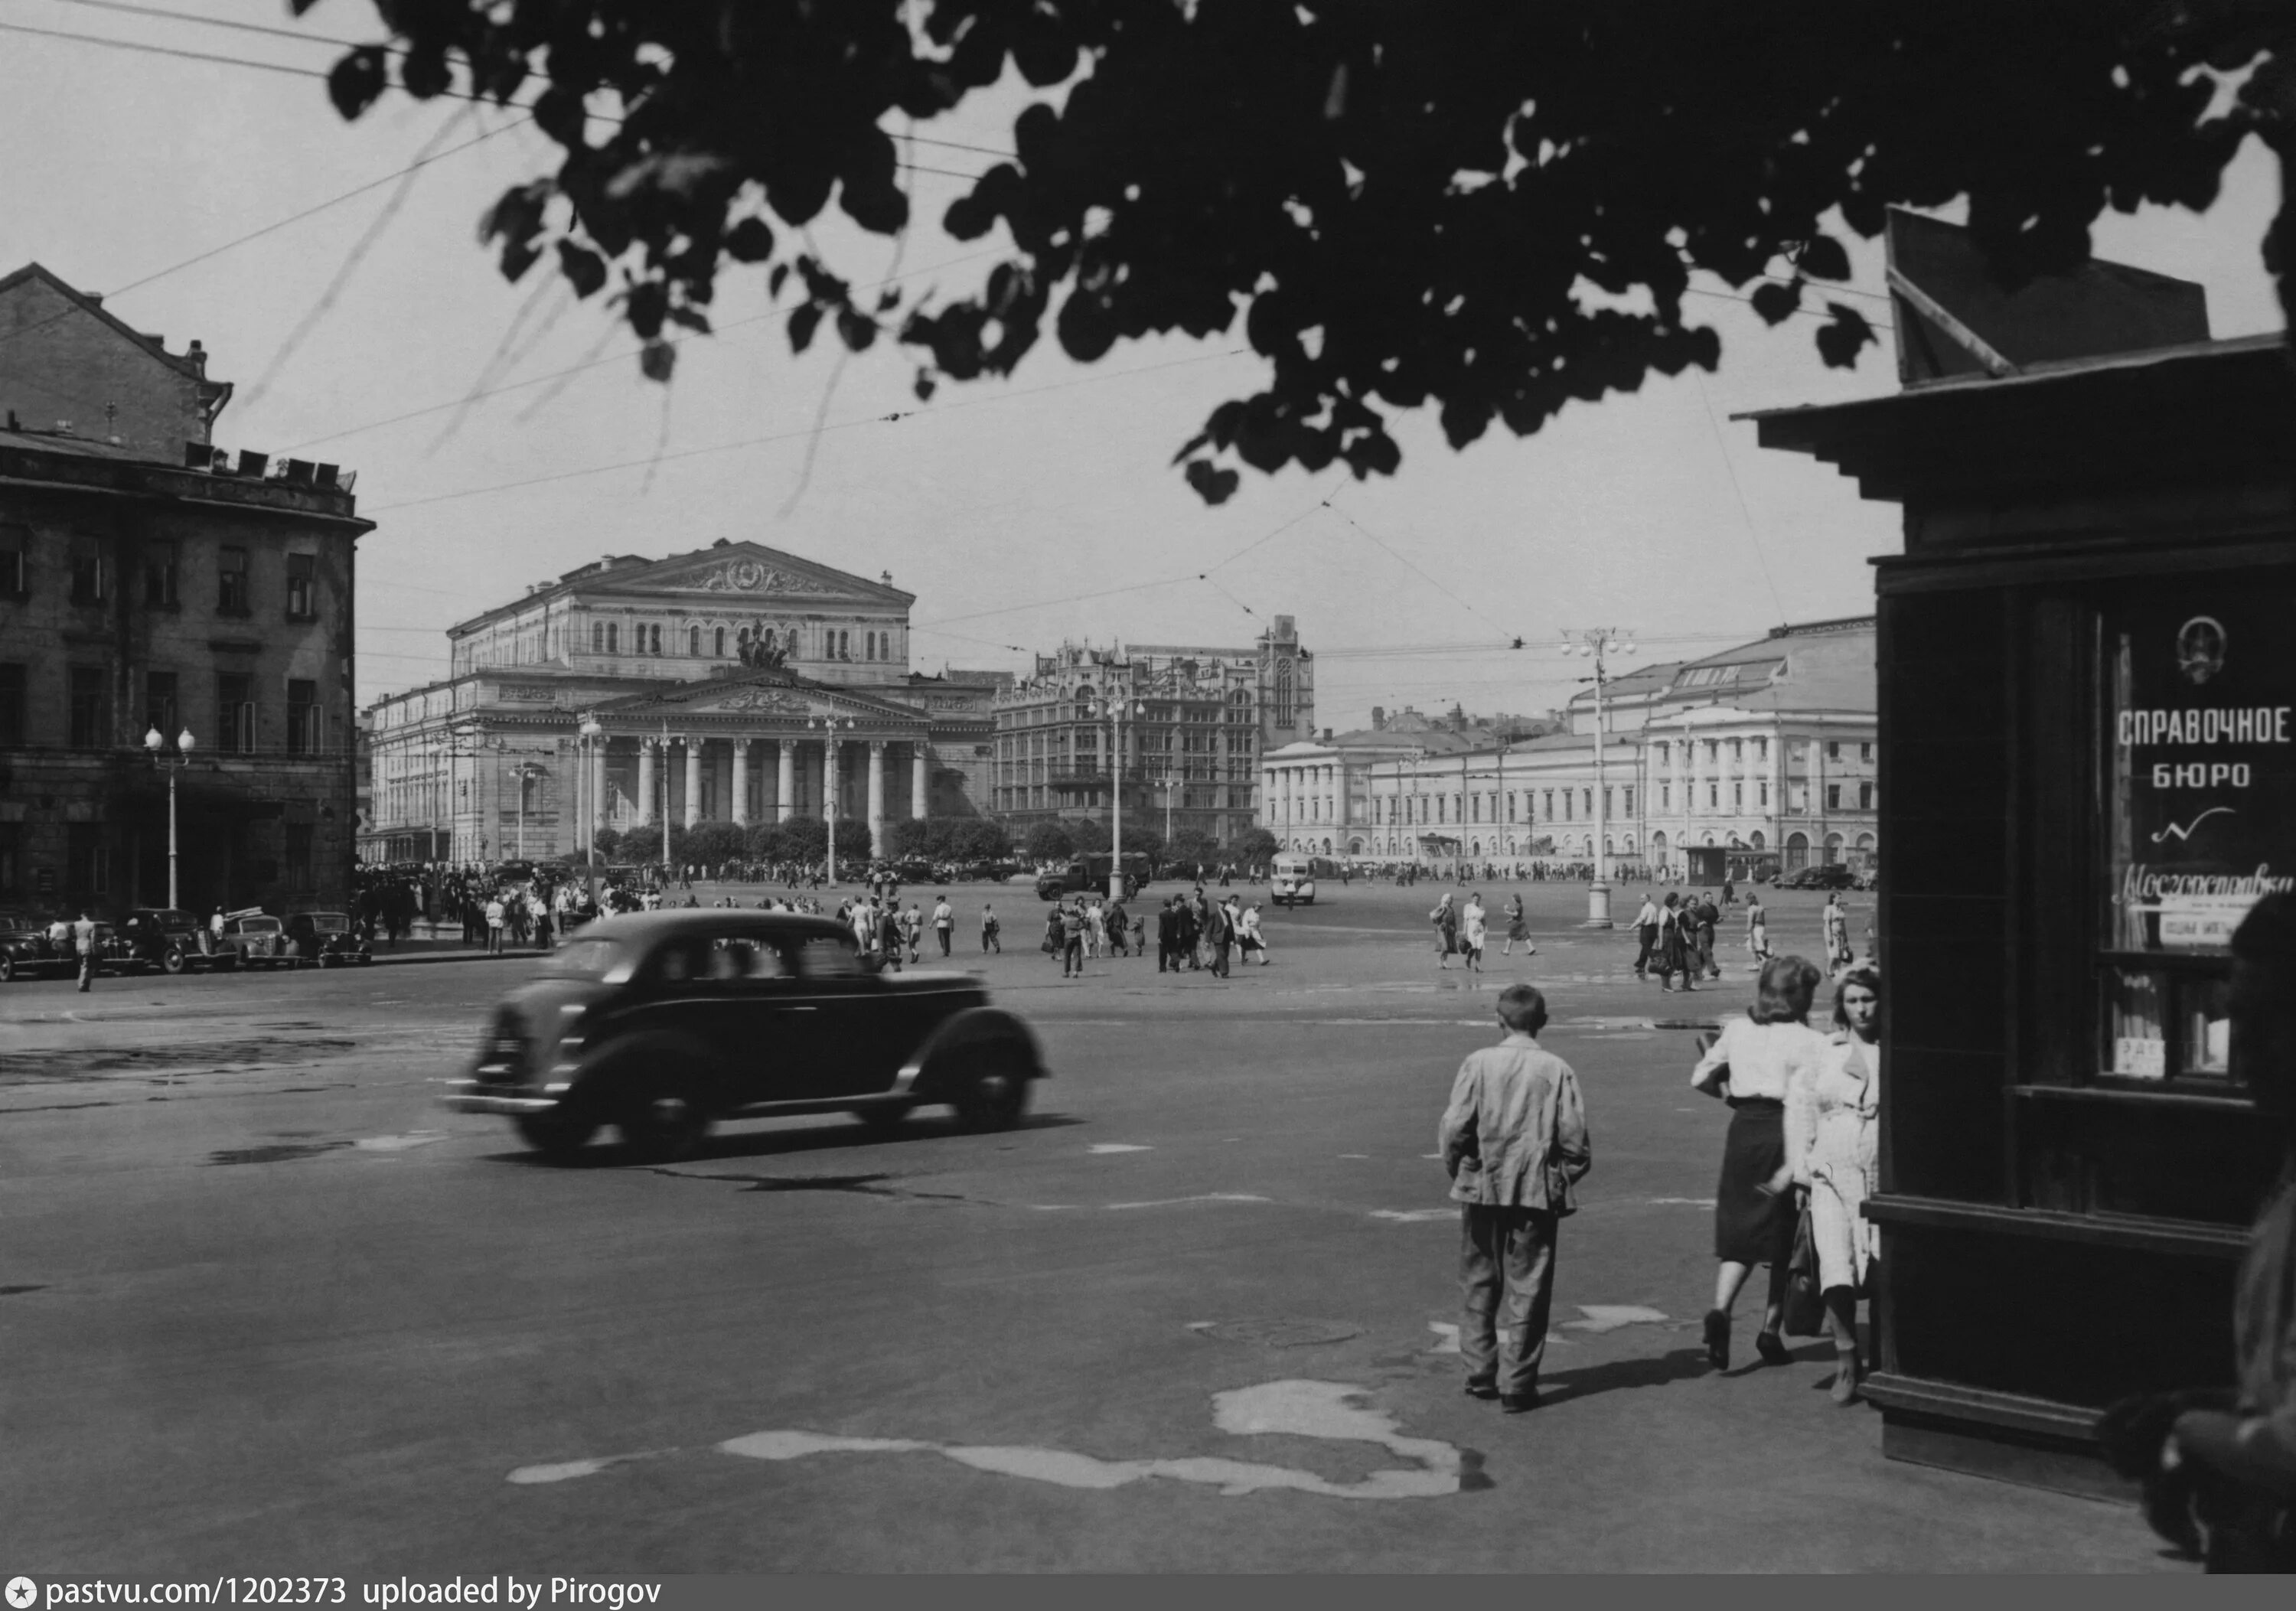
[143,726,195,909]
[1564,628,1638,928]
[807,714,854,882]
[511,761,543,861]
[1088,693,1144,898]
[578,716,603,906]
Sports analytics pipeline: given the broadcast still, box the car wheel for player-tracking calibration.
[161,948,188,975]
[953,1050,1032,1133]
[620,1084,710,1163]
[514,1112,598,1160]
[0,954,14,983]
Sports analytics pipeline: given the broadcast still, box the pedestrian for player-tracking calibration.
[1084,898,1105,961]
[1822,892,1853,973]
[933,894,954,957]
[1502,892,1534,957]
[1631,891,1658,977]
[881,905,905,972]
[1439,983,1591,1414]
[1697,890,1721,980]
[1690,954,1829,1371]
[73,909,98,992]
[1130,907,1146,957]
[1107,896,1130,958]
[1460,893,1488,978]
[1156,897,1181,973]
[534,903,555,951]
[1430,892,1459,970]
[1207,897,1235,977]
[1790,967,1881,1404]
[1745,892,1772,966]
[204,906,223,957]
[1238,901,1268,966]
[1061,901,1087,978]
[1178,895,1202,970]
[1654,892,1694,992]
[484,892,506,954]
[905,902,924,964]
[981,903,1001,953]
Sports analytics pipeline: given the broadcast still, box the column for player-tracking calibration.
[911,744,928,820]
[638,739,658,825]
[867,740,887,855]
[732,740,750,827]
[777,739,795,823]
[589,739,608,830]
[683,737,702,827]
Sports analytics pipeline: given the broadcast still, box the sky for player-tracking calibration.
[2,0,2285,731]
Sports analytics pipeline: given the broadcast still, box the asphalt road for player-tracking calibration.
[0,879,2172,1573]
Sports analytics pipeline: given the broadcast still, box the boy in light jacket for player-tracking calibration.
[1438,983,1592,1412]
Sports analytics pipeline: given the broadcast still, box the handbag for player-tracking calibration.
[1782,1204,1825,1337]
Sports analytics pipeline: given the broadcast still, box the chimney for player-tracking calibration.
[1371,706,1385,731]
[1322,727,1332,742]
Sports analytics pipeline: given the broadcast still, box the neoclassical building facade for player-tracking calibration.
[1267,618,1880,873]
[360,541,1002,863]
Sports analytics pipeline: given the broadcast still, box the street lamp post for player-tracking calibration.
[807,714,854,882]
[578,716,603,906]
[1564,628,1638,928]
[143,726,195,909]
[1086,692,1145,899]
[511,761,543,861]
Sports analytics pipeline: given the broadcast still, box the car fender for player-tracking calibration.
[573,1027,726,1116]
[897,1007,1046,1103]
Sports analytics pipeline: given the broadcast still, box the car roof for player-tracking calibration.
[568,909,856,947]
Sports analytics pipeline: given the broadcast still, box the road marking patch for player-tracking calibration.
[354,1130,446,1152]
[714,1381,1468,1501]
[1368,1208,1453,1224]
[1086,1143,1153,1154]
[1559,1305,1670,1333]
[1646,1198,1717,1208]
[1106,1194,1271,1210]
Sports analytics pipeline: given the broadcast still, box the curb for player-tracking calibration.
[369,948,540,967]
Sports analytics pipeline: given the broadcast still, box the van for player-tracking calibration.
[1270,854,1317,906]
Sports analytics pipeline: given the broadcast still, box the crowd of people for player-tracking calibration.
[1029,886,1272,979]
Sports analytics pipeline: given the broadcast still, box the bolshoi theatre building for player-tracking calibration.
[358,540,1006,864]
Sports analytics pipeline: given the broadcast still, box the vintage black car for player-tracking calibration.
[286,911,372,967]
[1776,863,1861,891]
[442,909,1046,1161]
[0,911,65,982]
[117,908,239,974]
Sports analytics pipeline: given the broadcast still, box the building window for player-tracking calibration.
[1544,790,1554,820]
[1760,781,1770,807]
[1707,782,1719,808]
[606,623,618,654]
[285,553,316,619]
[69,667,108,748]
[1581,789,1592,817]
[144,540,179,607]
[651,623,663,655]
[145,671,177,740]
[1660,783,1671,809]
[1655,741,1668,764]
[67,823,109,895]
[689,625,703,656]
[1729,739,1742,760]
[287,680,319,755]
[1859,782,1874,810]
[0,822,18,893]
[838,629,850,660]
[1623,787,1634,814]
[285,824,314,893]
[715,627,726,657]
[218,546,249,614]
[0,664,23,747]
[70,534,106,604]
[217,673,255,753]
[1756,738,1769,761]
[1860,742,1874,762]
[1826,783,1842,810]
[0,523,26,595]
[1826,740,1841,761]
[1733,782,1743,807]
[1274,660,1296,728]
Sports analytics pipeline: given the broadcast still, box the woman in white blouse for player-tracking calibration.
[1789,967,1882,1404]
[1691,956,1830,1370]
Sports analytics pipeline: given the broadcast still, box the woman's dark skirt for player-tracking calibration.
[1714,1098,1795,1265]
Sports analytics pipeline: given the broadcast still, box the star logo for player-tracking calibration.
[6,1577,38,1609]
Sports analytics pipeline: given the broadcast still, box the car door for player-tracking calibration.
[782,930,904,1100]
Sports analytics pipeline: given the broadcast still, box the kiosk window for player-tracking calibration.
[2097,591,2295,1085]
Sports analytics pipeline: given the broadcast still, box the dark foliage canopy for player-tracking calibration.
[310,1,2292,499]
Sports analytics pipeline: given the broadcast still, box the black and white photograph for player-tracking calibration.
[5,0,2296,1580]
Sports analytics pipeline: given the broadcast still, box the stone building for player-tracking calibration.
[1274,619,1878,873]
[0,271,367,915]
[989,617,1312,846]
[360,541,1004,863]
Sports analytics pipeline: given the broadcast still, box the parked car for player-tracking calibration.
[286,911,372,967]
[116,908,238,974]
[216,909,298,969]
[442,909,1046,1161]
[1776,863,1860,891]
[1270,853,1318,907]
[0,911,66,982]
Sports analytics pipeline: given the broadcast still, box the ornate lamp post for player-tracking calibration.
[1084,691,1146,898]
[807,713,854,882]
[1564,628,1638,928]
[142,726,195,909]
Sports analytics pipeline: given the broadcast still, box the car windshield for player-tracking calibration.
[541,938,628,980]
[237,918,281,934]
[306,915,350,933]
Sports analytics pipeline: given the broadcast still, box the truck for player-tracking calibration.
[1034,852,1152,901]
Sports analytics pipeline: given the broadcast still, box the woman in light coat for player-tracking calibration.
[1430,892,1459,970]
[1691,955,1829,1370]
[1789,967,1881,1404]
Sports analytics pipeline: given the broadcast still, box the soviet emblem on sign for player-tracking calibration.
[2177,615,2227,686]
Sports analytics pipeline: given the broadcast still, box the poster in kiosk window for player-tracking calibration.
[2102,590,2296,1081]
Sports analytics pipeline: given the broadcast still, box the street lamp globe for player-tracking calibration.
[178,729,194,754]
[144,728,164,752]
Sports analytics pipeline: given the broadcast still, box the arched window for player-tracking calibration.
[761,628,777,654]
[715,627,726,658]
[591,622,604,653]
[690,625,702,657]
[605,623,618,654]
[1274,660,1296,727]
[650,624,662,655]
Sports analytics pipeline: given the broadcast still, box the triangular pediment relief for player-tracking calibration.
[592,670,925,725]
[588,542,913,606]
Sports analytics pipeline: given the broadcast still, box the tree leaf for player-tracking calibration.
[556,240,607,298]
[789,302,823,354]
[1750,280,1801,325]
[639,340,676,382]
[1183,459,1241,505]
[836,306,879,351]
[327,47,388,120]
[1814,302,1877,369]
[627,280,668,340]
[1798,234,1851,281]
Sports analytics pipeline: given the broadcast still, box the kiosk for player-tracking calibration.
[1749,211,2293,1495]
